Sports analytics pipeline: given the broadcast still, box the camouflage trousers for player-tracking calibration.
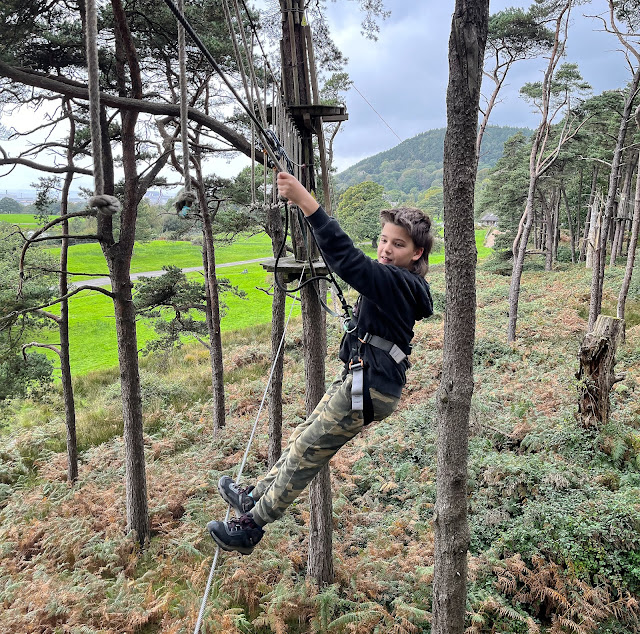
[251,372,399,526]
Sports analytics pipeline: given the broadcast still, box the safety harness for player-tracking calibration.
[348,328,408,412]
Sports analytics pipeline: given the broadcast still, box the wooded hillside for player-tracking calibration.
[333,125,530,197]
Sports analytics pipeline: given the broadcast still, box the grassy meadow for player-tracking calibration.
[31,230,488,376]
[0,212,53,227]
[46,233,275,278]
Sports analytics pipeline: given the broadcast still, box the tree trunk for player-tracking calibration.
[588,65,640,329]
[278,0,333,586]
[266,199,286,468]
[199,191,226,433]
[103,0,149,544]
[59,165,78,484]
[618,129,640,322]
[580,164,599,262]
[561,185,576,263]
[508,177,538,342]
[107,112,149,545]
[544,190,555,272]
[111,257,149,543]
[58,99,78,484]
[60,223,78,485]
[586,191,603,270]
[553,189,560,263]
[433,2,487,632]
[577,315,624,428]
[302,281,332,585]
[609,165,632,266]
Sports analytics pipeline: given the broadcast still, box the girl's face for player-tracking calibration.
[377,222,424,270]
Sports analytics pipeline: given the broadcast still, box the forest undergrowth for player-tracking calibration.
[0,259,639,633]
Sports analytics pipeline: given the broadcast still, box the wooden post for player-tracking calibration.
[576,315,625,427]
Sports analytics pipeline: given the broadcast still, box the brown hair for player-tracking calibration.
[380,206,433,277]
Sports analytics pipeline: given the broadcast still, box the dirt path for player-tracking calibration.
[484,228,499,248]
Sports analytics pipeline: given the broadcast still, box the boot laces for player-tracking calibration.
[228,515,257,531]
[231,482,254,497]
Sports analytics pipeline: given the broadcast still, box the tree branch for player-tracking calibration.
[4,285,116,326]
[35,309,61,324]
[0,156,93,176]
[0,60,254,160]
[22,342,62,360]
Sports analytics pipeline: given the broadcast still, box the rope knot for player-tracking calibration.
[175,190,197,218]
[89,194,121,216]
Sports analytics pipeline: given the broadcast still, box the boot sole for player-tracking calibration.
[208,527,254,555]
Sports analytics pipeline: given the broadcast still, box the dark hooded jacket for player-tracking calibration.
[306,206,433,402]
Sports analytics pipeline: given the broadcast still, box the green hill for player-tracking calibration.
[334,125,531,197]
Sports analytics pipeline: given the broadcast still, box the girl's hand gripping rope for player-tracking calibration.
[276,172,320,217]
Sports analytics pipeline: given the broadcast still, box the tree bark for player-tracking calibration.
[508,173,538,341]
[588,65,640,329]
[433,1,488,633]
[59,113,78,484]
[618,118,640,323]
[543,189,557,272]
[302,282,332,585]
[577,315,624,428]
[199,192,226,433]
[614,157,636,262]
[100,0,151,545]
[581,164,600,262]
[266,199,286,468]
[561,186,576,263]
[586,191,603,270]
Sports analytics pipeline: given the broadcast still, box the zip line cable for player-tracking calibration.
[352,83,402,143]
[161,0,354,321]
[161,0,284,172]
[192,280,303,634]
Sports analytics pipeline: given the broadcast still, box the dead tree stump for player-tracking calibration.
[576,315,625,427]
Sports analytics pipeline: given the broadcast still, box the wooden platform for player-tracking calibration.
[266,104,348,134]
[261,256,328,283]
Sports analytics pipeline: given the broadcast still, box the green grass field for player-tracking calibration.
[0,213,53,227]
[32,229,490,376]
[47,233,274,278]
[35,262,297,375]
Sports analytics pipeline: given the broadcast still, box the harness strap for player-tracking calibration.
[359,332,407,364]
[349,358,365,411]
[349,332,407,411]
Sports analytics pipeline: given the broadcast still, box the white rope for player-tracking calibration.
[177,0,192,192]
[84,0,121,216]
[85,0,103,195]
[192,279,303,634]
[221,0,255,121]
[231,0,268,126]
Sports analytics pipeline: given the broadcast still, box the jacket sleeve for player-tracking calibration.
[305,206,404,306]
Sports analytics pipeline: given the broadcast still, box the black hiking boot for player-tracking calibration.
[218,476,256,516]
[207,514,264,555]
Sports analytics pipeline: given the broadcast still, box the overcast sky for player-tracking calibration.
[0,0,634,194]
[323,0,633,172]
